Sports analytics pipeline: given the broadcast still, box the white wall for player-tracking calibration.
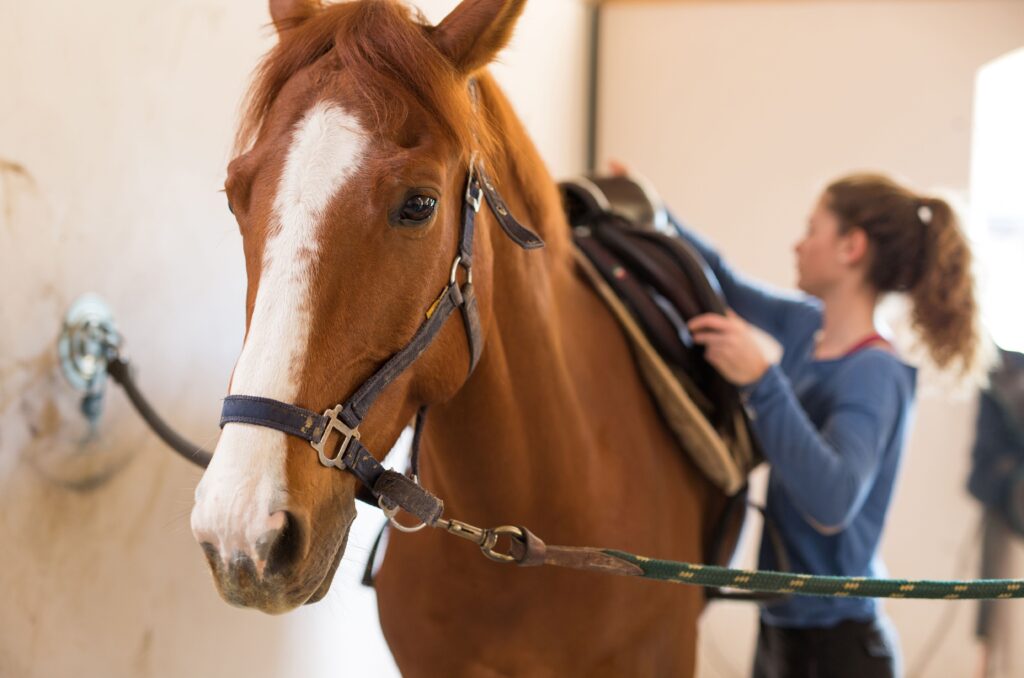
[599,2,1024,676]
[0,1,589,677]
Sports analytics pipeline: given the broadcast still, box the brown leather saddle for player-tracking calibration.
[561,176,762,495]
[561,176,785,600]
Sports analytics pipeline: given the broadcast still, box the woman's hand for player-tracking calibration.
[688,310,770,386]
[608,159,630,176]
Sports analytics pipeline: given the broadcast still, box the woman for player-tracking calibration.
[675,173,982,677]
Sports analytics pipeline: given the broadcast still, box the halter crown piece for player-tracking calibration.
[219,153,544,528]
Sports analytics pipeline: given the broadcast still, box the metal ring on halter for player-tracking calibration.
[449,256,473,286]
[379,495,428,533]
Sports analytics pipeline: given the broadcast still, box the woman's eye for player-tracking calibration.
[399,195,438,224]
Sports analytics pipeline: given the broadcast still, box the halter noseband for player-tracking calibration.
[219,161,543,526]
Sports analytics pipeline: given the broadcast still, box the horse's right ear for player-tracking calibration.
[269,0,319,36]
[432,0,527,75]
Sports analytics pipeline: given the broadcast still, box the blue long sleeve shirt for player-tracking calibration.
[671,216,917,628]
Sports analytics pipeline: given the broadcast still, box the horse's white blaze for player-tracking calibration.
[192,102,368,566]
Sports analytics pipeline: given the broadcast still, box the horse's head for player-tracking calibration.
[190,0,529,613]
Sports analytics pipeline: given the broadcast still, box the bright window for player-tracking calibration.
[971,48,1024,353]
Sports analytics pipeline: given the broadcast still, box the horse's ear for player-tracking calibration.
[432,0,527,74]
[269,0,319,36]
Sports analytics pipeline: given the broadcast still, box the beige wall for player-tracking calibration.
[599,1,1024,676]
[0,1,589,677]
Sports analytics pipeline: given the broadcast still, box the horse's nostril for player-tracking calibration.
[200,541,223,572]
[263,510,308,577]
[254,519,285,563]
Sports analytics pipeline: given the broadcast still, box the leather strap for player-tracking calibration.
[478,167,545,250]
[410,406,428,478]
[220,395,327,442]
[342,281,467,427]
[336,438,444,524]
[506,528,644,576]
[460,282,484,374]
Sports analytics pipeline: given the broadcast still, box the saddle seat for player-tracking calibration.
[560,176,761,495]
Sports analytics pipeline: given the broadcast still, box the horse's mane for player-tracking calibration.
[235,0,496,160]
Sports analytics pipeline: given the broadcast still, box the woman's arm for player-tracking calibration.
[669,212,820,342]
[741,354,905,533]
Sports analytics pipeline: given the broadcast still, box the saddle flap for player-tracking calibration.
[563,176,763,495]
[583,217,741,431]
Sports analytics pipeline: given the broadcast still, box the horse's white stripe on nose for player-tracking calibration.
[234,101,368,402]
[192,102,369,565]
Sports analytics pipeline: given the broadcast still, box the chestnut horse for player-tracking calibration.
[191,0,728,675]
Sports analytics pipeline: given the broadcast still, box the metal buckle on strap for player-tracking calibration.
[311,405,360,470]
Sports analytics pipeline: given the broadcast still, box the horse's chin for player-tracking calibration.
[213,572,318,615]
[303,528,349,605]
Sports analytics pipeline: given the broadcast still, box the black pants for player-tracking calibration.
[752,618,901,678]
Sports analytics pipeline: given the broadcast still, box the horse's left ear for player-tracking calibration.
[432,0,527,75]
[269,0,319,36]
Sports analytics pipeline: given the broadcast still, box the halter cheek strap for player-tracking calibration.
[219,163,543,525]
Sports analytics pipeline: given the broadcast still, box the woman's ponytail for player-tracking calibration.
[907,196,981,375]
[826,174,983,376]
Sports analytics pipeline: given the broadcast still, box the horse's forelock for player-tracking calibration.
[235,0,497,162]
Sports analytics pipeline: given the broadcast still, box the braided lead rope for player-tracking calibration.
[601,550,1024,600]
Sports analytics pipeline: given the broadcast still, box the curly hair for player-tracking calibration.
[826,173,982,376]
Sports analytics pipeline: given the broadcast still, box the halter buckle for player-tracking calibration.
[311,405,361,470]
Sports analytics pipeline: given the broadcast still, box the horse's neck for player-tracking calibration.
[425,232,610,525]
[421,78,693,531]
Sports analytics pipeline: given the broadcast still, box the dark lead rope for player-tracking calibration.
[107,356,212,469]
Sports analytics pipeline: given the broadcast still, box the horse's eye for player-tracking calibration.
[399,195,437,224]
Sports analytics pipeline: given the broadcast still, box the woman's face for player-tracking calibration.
[794,193,853,297]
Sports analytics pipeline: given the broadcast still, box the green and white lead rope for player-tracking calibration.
[603,550,1024,600]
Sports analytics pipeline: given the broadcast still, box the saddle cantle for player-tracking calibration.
[560,175,761,495]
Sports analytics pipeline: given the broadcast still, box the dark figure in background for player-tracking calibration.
[969,349,1024,678]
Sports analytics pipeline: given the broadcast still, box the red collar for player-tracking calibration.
[843,332,890,357]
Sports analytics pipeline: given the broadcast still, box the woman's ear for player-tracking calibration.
[840,227,870,267]
[431,0,527,75]
[269,0,320,36]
